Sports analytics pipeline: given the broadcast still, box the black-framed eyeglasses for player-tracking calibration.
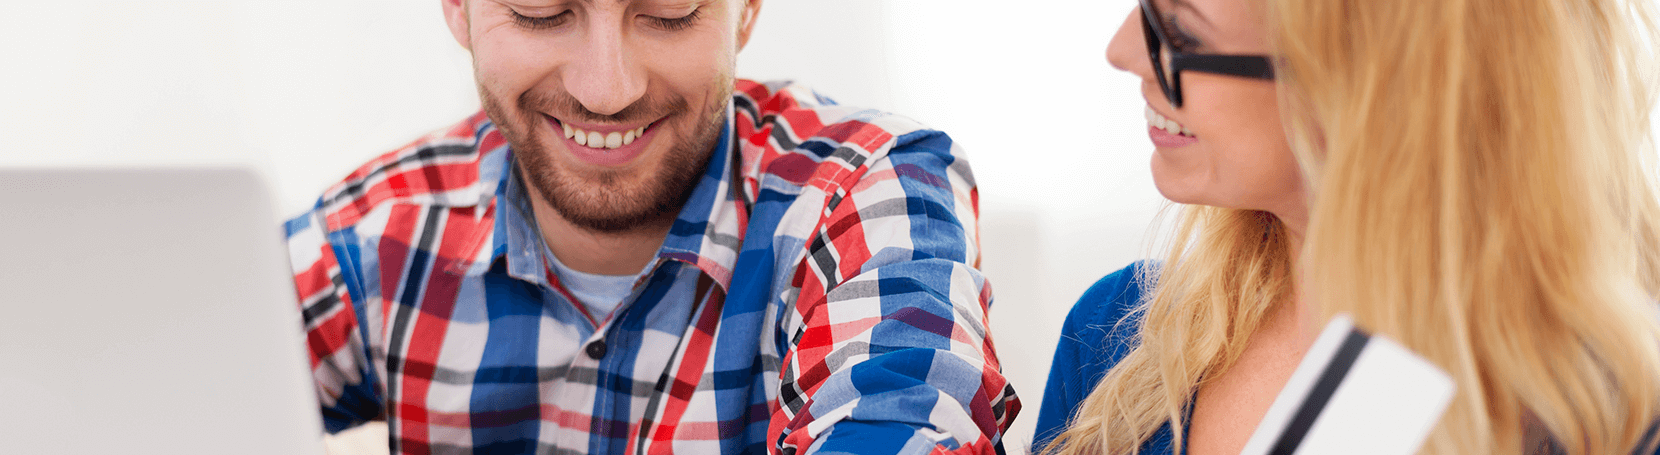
[1139,0,1275,108]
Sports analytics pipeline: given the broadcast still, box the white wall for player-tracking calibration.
[3,1,1653,455]
[0,1,479,216]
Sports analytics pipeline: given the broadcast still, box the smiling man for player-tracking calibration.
[281,1,1017,453]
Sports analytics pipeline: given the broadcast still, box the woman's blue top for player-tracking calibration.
[1031,261,1180,454]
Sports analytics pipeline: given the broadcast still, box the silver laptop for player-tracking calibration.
[0,168,325,454]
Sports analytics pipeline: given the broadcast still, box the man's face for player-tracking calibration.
[443,0,761,232]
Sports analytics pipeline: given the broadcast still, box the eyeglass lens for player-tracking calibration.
[1140,2,1181,106]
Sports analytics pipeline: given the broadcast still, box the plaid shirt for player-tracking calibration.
[285,80,1019,454]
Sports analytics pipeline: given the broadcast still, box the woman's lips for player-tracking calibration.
[1149,126,1198,148]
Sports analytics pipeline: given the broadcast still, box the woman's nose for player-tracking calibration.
[1106,8,1153,80]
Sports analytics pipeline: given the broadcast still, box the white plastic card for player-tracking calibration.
[1238,315,1456,455]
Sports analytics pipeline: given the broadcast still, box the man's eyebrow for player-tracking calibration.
[1169,0,1217,31]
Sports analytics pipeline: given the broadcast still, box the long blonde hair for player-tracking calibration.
[1045,0,1660,453]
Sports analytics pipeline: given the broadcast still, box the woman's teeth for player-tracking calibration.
[562,122,647,149]
[1145,106,1195,137]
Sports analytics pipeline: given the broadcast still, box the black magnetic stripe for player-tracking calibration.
[1267,328,1371,455]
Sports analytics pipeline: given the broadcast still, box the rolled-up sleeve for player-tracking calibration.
[285,205,383,433]
[771,129,1019,455]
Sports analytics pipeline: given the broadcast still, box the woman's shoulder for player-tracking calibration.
[1061,260,1154,347]
[1033,261,1157,450]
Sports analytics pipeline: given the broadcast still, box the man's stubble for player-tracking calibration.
[480,80,731,234]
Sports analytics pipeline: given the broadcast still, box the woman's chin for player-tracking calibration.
[1149,164,1208,206]
[1154,186,1209,207]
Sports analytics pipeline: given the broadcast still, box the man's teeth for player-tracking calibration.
[1144,106,1195,137]
[561,123,647,150]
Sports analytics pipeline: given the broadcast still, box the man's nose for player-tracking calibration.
[1106,9,1153,79]
[564,20,647,117]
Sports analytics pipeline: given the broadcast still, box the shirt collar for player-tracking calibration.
[497,163,554,287]
[488,105,745,291]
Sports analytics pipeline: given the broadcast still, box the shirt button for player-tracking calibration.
[585,340,607,359]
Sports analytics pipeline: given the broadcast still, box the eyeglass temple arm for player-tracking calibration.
[1174,54,1276,80]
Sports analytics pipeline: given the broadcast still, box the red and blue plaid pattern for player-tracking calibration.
[284,80,1019,454]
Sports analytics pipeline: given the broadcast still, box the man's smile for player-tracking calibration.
[546,116,664,166]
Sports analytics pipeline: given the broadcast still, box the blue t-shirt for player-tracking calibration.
[1032,261,1178,454]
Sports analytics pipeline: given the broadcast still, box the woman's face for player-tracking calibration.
[1107,0,1304,219]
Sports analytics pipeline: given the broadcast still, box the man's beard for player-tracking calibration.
[481,84,729,233]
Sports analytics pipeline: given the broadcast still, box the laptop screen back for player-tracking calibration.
[0,168,324,454]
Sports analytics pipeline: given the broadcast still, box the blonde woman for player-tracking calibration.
[1032,0,1660,453]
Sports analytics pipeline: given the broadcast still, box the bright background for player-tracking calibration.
[3,1,1651,454]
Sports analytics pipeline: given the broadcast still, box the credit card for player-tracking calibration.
[1238,315,1456,455]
